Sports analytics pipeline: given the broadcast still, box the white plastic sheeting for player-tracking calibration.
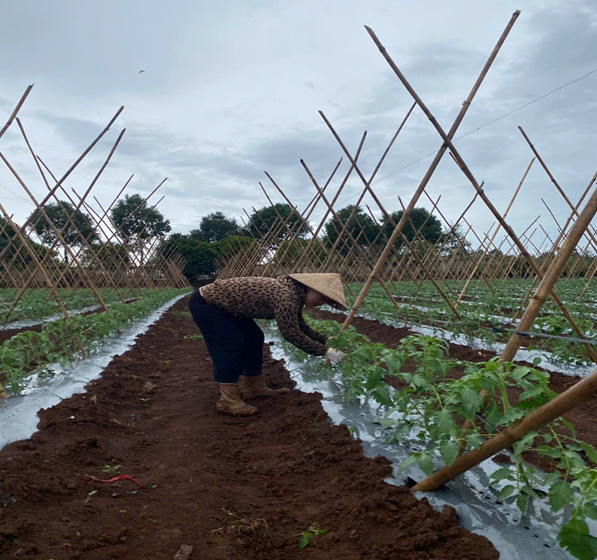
[0,294,188,450]
[266,328,580,560]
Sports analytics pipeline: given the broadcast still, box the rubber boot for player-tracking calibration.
[216,384,259,416]
[241,374,291,399]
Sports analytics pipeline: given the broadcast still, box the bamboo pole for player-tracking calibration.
[412,367,597,492]
[366,26,597,362]
[412,185,597,491]
[338,13,519,330]
[0,107,124,261]
[0,85,33,140]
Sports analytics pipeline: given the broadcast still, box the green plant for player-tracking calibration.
[295,523,328,548]
[84,490,98,505]
[101,464,121,475]
[283,317,597,560]
[184,334,203,340]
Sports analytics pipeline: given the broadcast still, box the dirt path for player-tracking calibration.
[0,297,497,559]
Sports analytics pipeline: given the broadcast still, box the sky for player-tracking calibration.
[0,0,596,251]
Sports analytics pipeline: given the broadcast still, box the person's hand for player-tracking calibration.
[325,348,346,365]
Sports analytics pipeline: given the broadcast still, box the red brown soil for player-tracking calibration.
[0,297,498,560]
[312,310,597,470]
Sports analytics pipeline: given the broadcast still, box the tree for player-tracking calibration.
[190,212,239,243]
[323,205,379,256]
[111,194,171,264]
[0,217,54,267]
[243,204,309,247]
[27,201,98,249]
[79,242,130,268]
[382,207,443,250]
[215,235,254,258]
[159,234,218,280]
[440,224,472,257]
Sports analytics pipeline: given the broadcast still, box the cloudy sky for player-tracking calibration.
[0,0,596,251]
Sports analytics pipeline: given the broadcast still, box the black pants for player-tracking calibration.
[188,289,264,384]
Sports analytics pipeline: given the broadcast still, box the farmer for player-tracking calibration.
[188,273,347,416]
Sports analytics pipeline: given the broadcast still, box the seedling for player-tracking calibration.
[184,334,204,341]
[84,490,98,505]
[101,464,121,475]
[295,523,327,548]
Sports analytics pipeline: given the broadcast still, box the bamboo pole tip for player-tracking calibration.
[513,10,521,16]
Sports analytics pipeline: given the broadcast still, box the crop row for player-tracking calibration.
[0,288,191,393]
[348,281,597,366]
[0,288,154,326]
[283,317,597,560]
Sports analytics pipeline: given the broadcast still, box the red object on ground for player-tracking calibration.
[100,475,142,486]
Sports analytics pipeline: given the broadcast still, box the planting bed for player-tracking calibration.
[0,296,498,559]
[312,309,597,452]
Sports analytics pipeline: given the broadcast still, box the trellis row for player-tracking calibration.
[214,11,597,491]
[0,86,189,323]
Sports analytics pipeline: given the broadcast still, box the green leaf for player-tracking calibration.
[548,482,574,511]
[465,432,482,450]
[584,503,597,521]
[516,494,527,514]
[377,417,397,430]
[417,453,434,476]
[558,518,597,560]
[486,405,503,430]
[440,441,460,466]
[490,468,513,482]
[436,409,455,436]
[536,445,562,459]
[395,454,418,476]
[372,384,393,408]
[581,442,597,465]
[498,485,516,499]
[561,419,578,437]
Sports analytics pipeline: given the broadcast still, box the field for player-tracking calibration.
[0,297,500,560]
[3,14,597,557]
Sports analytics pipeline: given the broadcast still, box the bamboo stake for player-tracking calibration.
[413,185,597,491]
[0,85,33,140]
[338,13,519,329]
[0,107,124,261]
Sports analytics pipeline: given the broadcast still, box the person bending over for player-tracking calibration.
[188,273,347,416]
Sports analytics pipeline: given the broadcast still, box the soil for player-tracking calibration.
[311,310,597,470]
[0,297,498,560]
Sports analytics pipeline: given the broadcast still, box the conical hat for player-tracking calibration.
[288,273,347,310]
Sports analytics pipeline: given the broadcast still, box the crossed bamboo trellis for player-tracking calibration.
[215,11,597,491]
[0,86,189,328]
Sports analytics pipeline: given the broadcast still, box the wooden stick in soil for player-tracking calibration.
[290,137,366,272]
[369,25,597,363]
[16,118,127,304]
[0,107,124,261]
[0,203,70,320]
[319,102,417,273]
[413,185,597,491]
[264,171,355,285]
[413,366,597,492]
[512,173,597,321]
[0,153,112,314]
[260,152,345,276]
[455,157,534,306]
[1,126,128,315]
[340,13,519,331]
[520,127,597,252]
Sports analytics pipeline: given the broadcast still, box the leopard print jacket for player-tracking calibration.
[200,276,328,356]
